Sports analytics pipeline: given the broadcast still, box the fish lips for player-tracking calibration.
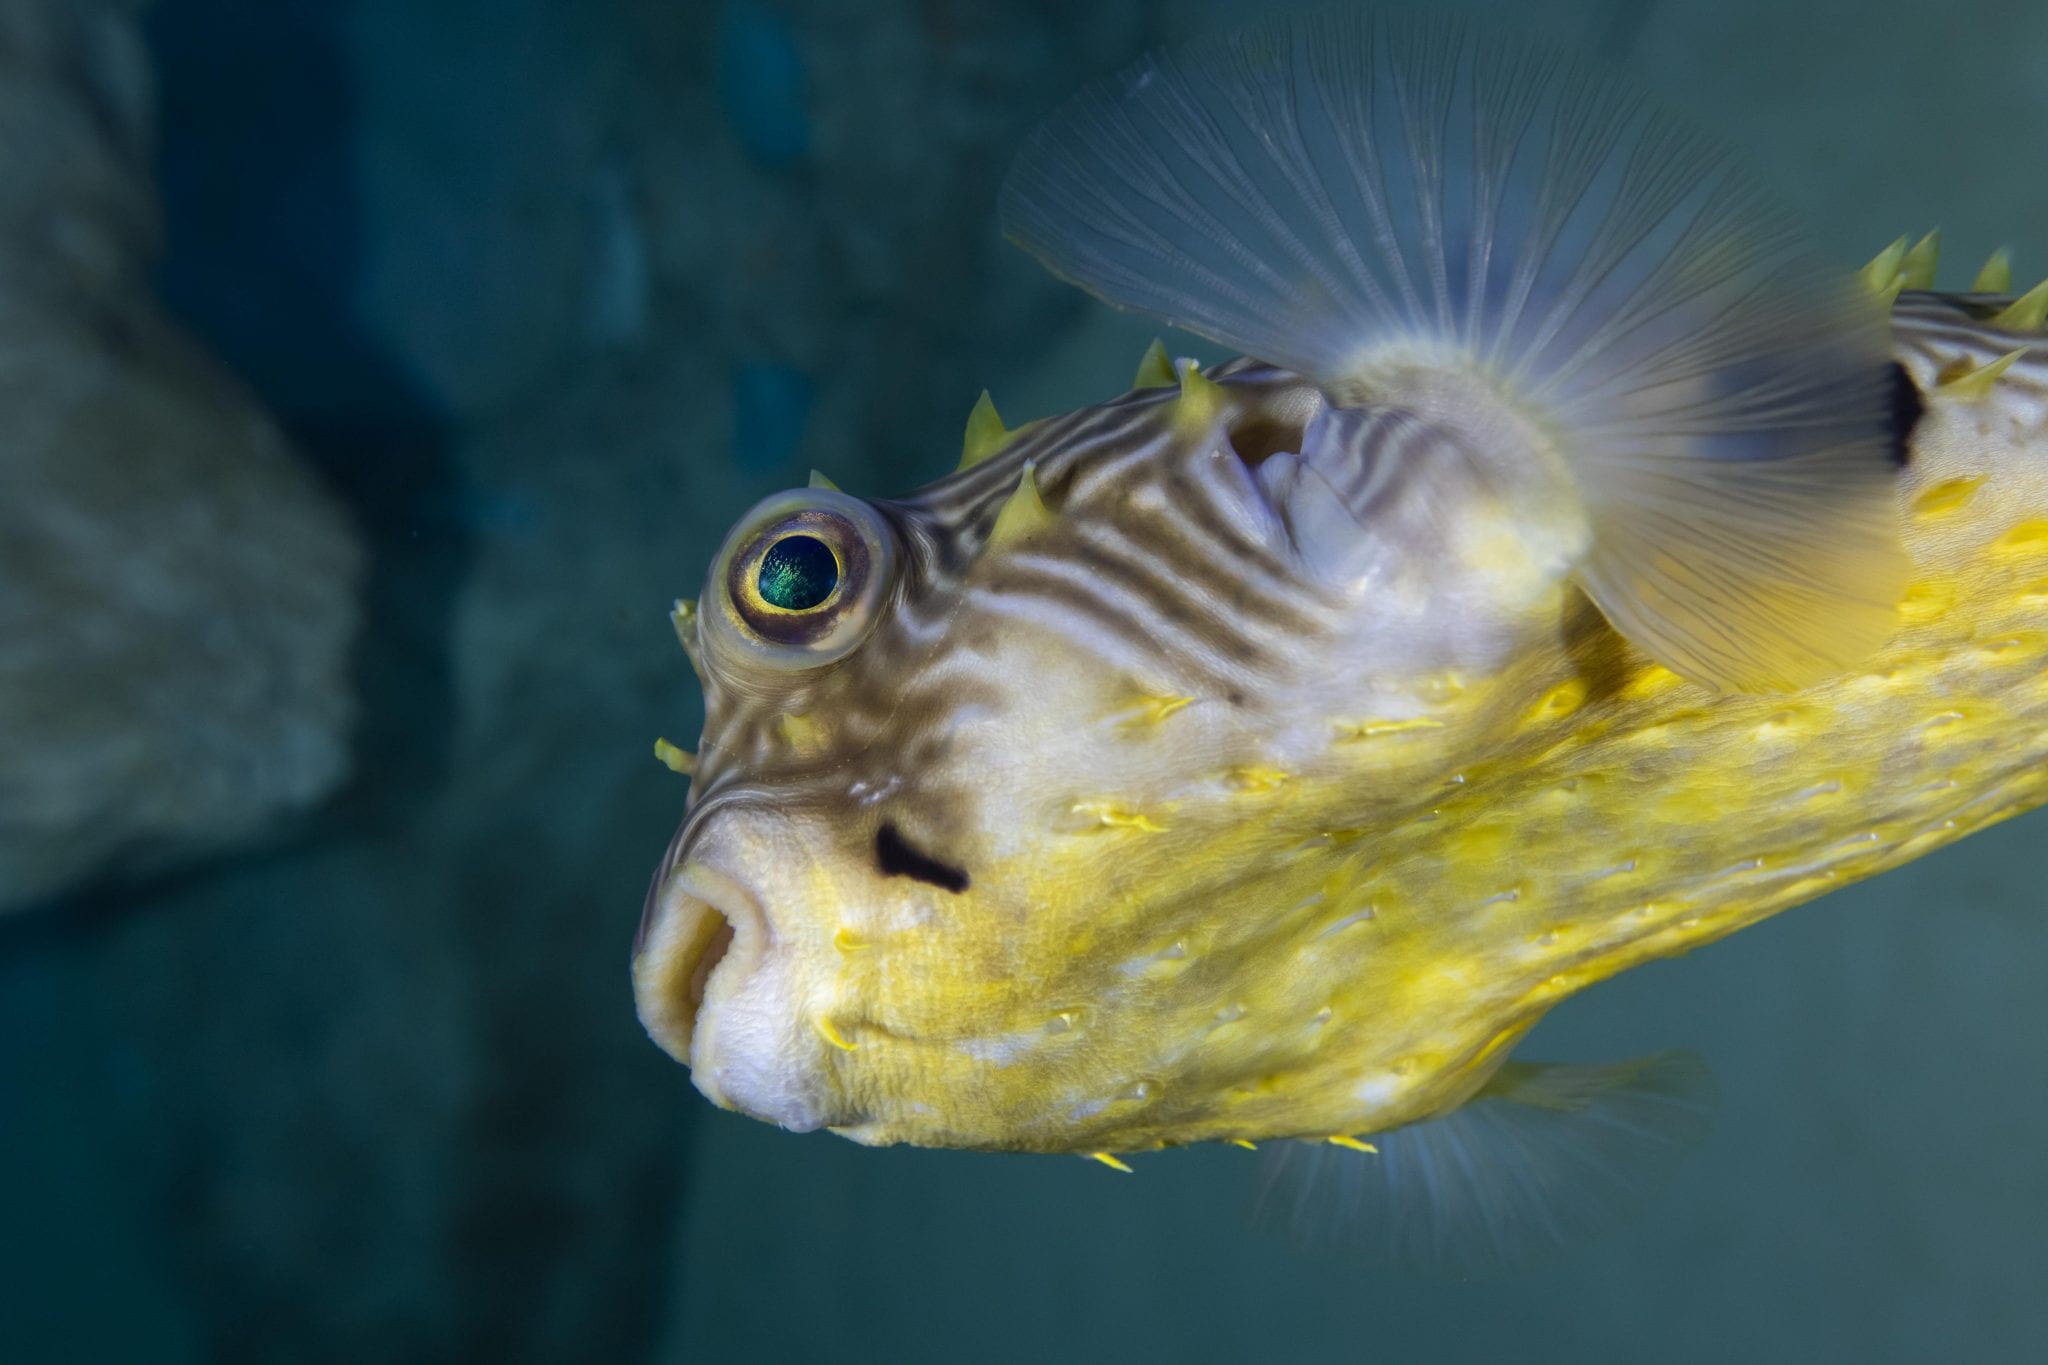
[633,840,847,1134]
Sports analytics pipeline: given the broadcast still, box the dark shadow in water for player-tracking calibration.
[148,0,466,826]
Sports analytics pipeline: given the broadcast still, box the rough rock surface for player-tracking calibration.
[0,0,362,912]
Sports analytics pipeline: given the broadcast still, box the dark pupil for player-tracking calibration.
[757,535,839,610]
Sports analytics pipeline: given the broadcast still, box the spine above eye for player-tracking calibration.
[999,11,1907,692]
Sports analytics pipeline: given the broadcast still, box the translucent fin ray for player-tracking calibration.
[1252,1050,1716,1275]
[1001,13,1906,691]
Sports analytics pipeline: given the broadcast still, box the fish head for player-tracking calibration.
[634,371,1591,1151]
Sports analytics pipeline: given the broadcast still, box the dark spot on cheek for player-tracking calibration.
[875,822,970,894]
[1887,361,1924,467]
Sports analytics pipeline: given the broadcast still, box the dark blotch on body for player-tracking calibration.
[876,822,970,893]
[1887,361,1924,466]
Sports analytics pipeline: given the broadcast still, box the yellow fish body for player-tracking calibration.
[633,12,2047,1256]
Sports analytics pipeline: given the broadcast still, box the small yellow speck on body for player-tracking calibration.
[1335,716,1445,741]
[959,389,1011,470]
[1617,664,1684,702]
[1117,692,1194,732]
[775,712,827,751]
[1069,800,1168,832]
[1973,246,2014,293]
[1994,520,2048,556]
[1932,351,2025,402]
[1899,578,1959,624]
[1898,228,1941,290]
[814,1017,858,1052]
[1132,338,1177,389]
[1988,277,2048,332]
[1173,360,1226,432]
[1525,678,1588,724]
[1857,235,1909,300]
[985,462,1056,547]
[1226,765,1290,793]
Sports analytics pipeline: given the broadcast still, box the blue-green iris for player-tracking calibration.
[757,534,838,610]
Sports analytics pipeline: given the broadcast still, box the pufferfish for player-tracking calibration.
[635,11,2048,1263]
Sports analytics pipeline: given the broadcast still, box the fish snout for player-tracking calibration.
[632,846,845,1132]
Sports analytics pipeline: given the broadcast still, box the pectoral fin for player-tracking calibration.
[1002,11,1907,691]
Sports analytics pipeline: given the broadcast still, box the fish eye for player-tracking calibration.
[702,487,897,672]
[756,535,839,611]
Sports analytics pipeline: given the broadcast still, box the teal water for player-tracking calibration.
[4,1,2045,1361]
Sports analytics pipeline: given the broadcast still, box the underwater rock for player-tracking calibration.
[0,0,362,912]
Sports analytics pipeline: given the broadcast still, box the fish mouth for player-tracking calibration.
[632,819,852,1132]
[632,861,762,1069]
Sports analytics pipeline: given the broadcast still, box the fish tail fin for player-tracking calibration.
[1000,13,1906,691]
[1252,1050,1717,1274]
